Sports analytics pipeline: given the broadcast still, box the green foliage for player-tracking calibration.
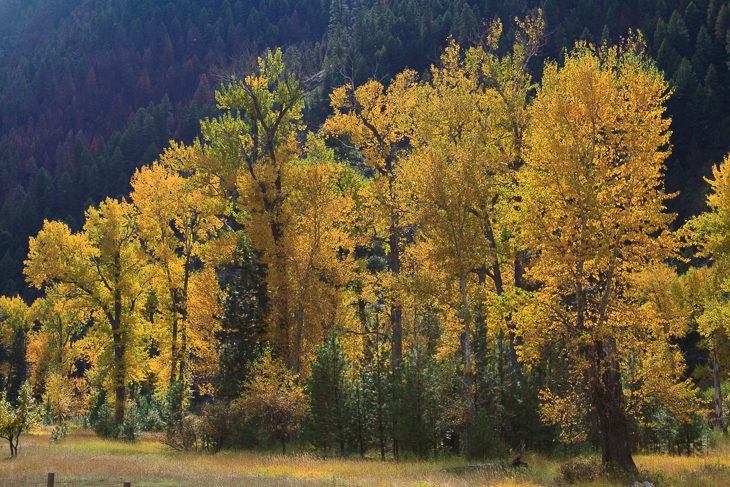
[634,407,711,455]
[397,343,448,459]
[215,249,267,401]
[89,402,119,439]
[119,403,142,442]
[162,379,192,449]
[49,422,67,443]
[0,381,42,457]
[134,393,165,433]
[305,332,352,456]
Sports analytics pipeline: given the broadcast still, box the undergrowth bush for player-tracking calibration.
[90,402,119,438]
[557,457,603,484]
[119,404,142,442]
[49,423,68,443]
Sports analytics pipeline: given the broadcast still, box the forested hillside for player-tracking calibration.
[2,0,730,471]
[2,0,730,298]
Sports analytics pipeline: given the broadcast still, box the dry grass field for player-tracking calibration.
[1,427,729,486]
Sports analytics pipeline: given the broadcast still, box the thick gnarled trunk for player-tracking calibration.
[590,339,637,474]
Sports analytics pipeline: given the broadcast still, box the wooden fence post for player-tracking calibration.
[47,473,55,487]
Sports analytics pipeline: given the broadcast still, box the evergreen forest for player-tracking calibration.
[3,0,730,475]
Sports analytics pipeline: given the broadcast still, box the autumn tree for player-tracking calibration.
[130,158,225,393]
[25,199,150,424]
[517,40,695,472]
[403,14,543,451]
[27,287,90,422]
[0,297,33,398]
[178,49,305,367]
[283,136,358,375]
[0,381,42,458]
[324,69,418,368]
[405,41,502,452]
[685,154,730,433]
[465,14,544,373]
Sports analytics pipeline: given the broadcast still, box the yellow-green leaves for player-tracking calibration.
[517,41,691,467]
[25,199,150,423]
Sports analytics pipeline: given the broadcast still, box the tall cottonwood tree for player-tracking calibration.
[179,49,305,367]
[406,41,504,452]
[283,137,358,375]
[324,70,418,368]
[467,14,543,373]
[403,14,543,451]
[685,154,730,433]
[130,159,224,391]
[517,41,693,472]
[25,199,150,424]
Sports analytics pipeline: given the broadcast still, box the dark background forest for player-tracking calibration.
[0,0,727,300]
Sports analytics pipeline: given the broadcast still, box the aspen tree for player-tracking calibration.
[130,158,224,392]
[25,199,150,424]
[518,40,693,472]
[325,70,418,368]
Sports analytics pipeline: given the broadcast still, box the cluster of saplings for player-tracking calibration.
[6,11,729,473]
[77,329,709,459]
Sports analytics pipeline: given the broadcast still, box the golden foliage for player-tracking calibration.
[517,40,695,444]
[238,348,307,450]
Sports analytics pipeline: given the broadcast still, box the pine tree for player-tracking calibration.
[305,332,352,455]
[215,248,267,401]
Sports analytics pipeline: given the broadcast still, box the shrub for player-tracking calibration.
[90,402,119,439]
[119,404,142,442]
[0,381,43,457]
[49,423,68,443]
[557,457,603,485]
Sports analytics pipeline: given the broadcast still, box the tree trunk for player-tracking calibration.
[713,342,726,433]
[508,251,529,373]
[482,218,522,374]
[9,435,17,457]
[292,300,305,376]
[169,288,179,384]
[112,287,126,425]
[460,271,475,454]
[390,227,402,368]
[591,339,637,473]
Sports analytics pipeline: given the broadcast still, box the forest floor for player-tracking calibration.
[1,427,730,486]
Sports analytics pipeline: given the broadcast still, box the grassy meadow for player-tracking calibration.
[1,428,730,486]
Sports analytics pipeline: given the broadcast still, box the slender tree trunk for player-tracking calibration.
[713,342,726,433]
[178,253,192,381]
[357,294,368,351]
[270,215,293,367]
[508,251,529,372]
[460,271,475,454]
[481,218,521,374]
[389,212,402,460]
[112,287,126,425]
[390,226,402,368]
[169,289,179,384]
[292,299,305,376]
